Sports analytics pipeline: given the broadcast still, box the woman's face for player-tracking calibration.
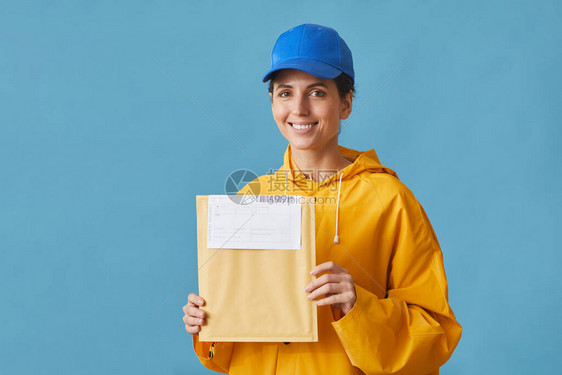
[270,69,352,153]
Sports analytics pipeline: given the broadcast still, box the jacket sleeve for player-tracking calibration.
[192,336,233,373]
[331,190,462,375]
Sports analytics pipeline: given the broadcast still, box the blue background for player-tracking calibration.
[1,0,560,373]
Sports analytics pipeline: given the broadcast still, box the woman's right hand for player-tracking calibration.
[182,293,206,335]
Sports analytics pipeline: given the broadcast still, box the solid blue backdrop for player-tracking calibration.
[1,0,560,374]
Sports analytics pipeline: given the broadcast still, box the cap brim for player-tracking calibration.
[262,58,342,82]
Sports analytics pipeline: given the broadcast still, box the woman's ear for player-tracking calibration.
[340,90,353,120]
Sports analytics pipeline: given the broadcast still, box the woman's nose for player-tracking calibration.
[292,95,310,116]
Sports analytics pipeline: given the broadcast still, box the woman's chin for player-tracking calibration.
[287,140,317,152]
[285,135,338,154]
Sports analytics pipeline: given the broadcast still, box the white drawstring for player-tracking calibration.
[333,171,344,244]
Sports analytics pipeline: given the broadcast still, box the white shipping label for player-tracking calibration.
[207,195,302,250]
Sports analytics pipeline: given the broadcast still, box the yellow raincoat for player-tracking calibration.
[193,145,462,374]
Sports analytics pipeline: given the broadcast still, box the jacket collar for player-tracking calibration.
[278,144,397,189]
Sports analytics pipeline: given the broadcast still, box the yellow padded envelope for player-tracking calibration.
[196,195,317,342]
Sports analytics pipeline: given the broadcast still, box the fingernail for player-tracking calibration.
[197,299,203,305]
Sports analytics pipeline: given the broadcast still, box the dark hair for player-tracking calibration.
[268,71,355,99]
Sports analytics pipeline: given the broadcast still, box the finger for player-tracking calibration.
[184,305,206,318]
[310,261,348,276]
[314,291,356,306]
[307,283,345,301]
[184,315,206,327]
[188,293,205,307]
[305,273,352,292]
[186,324,201,335]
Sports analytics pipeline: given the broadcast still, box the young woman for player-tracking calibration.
[183,24,462,374]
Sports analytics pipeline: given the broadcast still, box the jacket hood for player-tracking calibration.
[279,145,398,190]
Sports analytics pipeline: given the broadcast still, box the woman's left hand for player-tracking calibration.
[305,261,357,319]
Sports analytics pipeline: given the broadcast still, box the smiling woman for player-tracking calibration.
[269,69,353,169]
[183,23,462,374]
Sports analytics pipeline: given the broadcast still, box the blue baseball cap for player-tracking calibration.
[262,24,354,83]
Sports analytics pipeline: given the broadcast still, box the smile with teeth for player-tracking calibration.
[289,122,318,130]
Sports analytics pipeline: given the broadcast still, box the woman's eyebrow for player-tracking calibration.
[276,82,328,90]
[307,82,328,89]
